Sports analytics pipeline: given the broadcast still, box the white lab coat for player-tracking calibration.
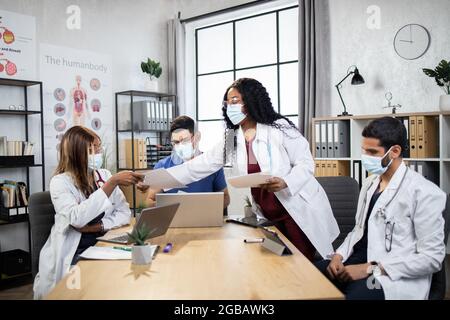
[168,119,339,258]
[33,169,131,300]
[336,162,446,300]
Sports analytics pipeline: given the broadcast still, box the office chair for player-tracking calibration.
[28,191,55,278]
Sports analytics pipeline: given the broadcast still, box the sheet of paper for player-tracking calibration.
[80,246,132,260]
[227,172,273,188]
[142,168,187,190]
[80,245,158,260]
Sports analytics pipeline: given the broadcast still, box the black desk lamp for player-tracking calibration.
[335,65,365,116]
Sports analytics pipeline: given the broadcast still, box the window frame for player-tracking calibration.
[195,4,299,123]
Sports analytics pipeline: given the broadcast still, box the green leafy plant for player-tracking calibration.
[423,59,450,94]
[141,58,162,80]
[127,223,154,246]
[244,196,252,207]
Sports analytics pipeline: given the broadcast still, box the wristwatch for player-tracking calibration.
[368,261,382,277]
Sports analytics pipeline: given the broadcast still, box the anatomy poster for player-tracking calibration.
[40,44,113,181]
[0,10,36,79]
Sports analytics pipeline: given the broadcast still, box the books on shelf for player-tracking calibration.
[0,180,28,208]
[0,137,34,156]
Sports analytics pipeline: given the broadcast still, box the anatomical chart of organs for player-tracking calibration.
[40,44,113,180]
[0,10,36,79]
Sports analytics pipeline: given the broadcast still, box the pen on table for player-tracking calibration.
[244,238,264,243]
[113,246,132,252]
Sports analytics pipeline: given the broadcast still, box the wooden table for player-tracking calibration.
[45,220,343,300]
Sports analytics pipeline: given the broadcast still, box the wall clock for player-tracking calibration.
[394,24,430,60]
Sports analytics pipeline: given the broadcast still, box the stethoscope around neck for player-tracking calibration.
[356,167,409,252]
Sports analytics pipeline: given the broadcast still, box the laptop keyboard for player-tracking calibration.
[111,234,129,242]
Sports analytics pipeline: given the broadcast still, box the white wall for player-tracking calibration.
[0,0,255,252]
[324,0,450,117]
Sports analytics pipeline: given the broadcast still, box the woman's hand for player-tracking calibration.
[259,177,288,192]
[111,171,144,187]
[102,171,144,198]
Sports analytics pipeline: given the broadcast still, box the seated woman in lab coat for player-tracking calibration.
[314,117,446,300]
[143,78,339,261]
[33,126,144,299]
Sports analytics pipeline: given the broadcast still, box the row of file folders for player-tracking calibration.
[314,121,350,158]
[132,100,175,131]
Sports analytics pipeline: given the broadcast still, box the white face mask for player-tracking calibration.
[361,147,393,176]
[174,142,194,162]
[226,103,247,125]
[88,153,103,170]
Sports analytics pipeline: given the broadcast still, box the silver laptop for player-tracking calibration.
[96,203,180,244]
[156,192,224,228]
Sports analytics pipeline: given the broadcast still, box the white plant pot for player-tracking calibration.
[439,94,450,112]
[132,244,153,265]
[144,77,159,93]
[244,206,255,218]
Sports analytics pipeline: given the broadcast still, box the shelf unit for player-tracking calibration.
[115,90,177,213]
[0,78,45,286]
[310,111,450,195]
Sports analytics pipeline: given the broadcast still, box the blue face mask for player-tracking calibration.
[226,103,246,125]
[88,153,103,170]
[361,147,393,176]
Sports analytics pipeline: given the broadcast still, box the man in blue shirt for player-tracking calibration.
[146,116,230,208]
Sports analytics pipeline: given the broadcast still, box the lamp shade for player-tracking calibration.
[351,68,365,85]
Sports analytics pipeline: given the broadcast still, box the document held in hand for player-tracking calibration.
[142,168,187,190]
[227,172,273,188]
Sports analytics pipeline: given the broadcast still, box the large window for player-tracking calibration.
[195,5,299,150]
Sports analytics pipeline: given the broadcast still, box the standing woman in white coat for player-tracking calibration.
[33,126,143,299]
[157,78,339,261]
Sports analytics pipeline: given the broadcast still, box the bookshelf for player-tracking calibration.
[115,90,177,213]
[310,111,450,195]
[0,78,45,285]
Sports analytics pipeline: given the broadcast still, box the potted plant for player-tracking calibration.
[127,223,155,265]
[243,196,255,218]
[141,58,162,92]
[423,59,450,111]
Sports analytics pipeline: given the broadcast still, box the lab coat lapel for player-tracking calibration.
[368,162,407,221]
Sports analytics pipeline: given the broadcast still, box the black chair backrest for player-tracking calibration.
[316,176,359,249]
[28,191,55,277]
[429,194,450,300]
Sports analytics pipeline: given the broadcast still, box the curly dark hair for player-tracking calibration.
[221,78,298,135]
[220,78,300,165]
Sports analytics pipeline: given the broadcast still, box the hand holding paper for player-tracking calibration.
[227,172,273,188]
[141,168,186,190]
